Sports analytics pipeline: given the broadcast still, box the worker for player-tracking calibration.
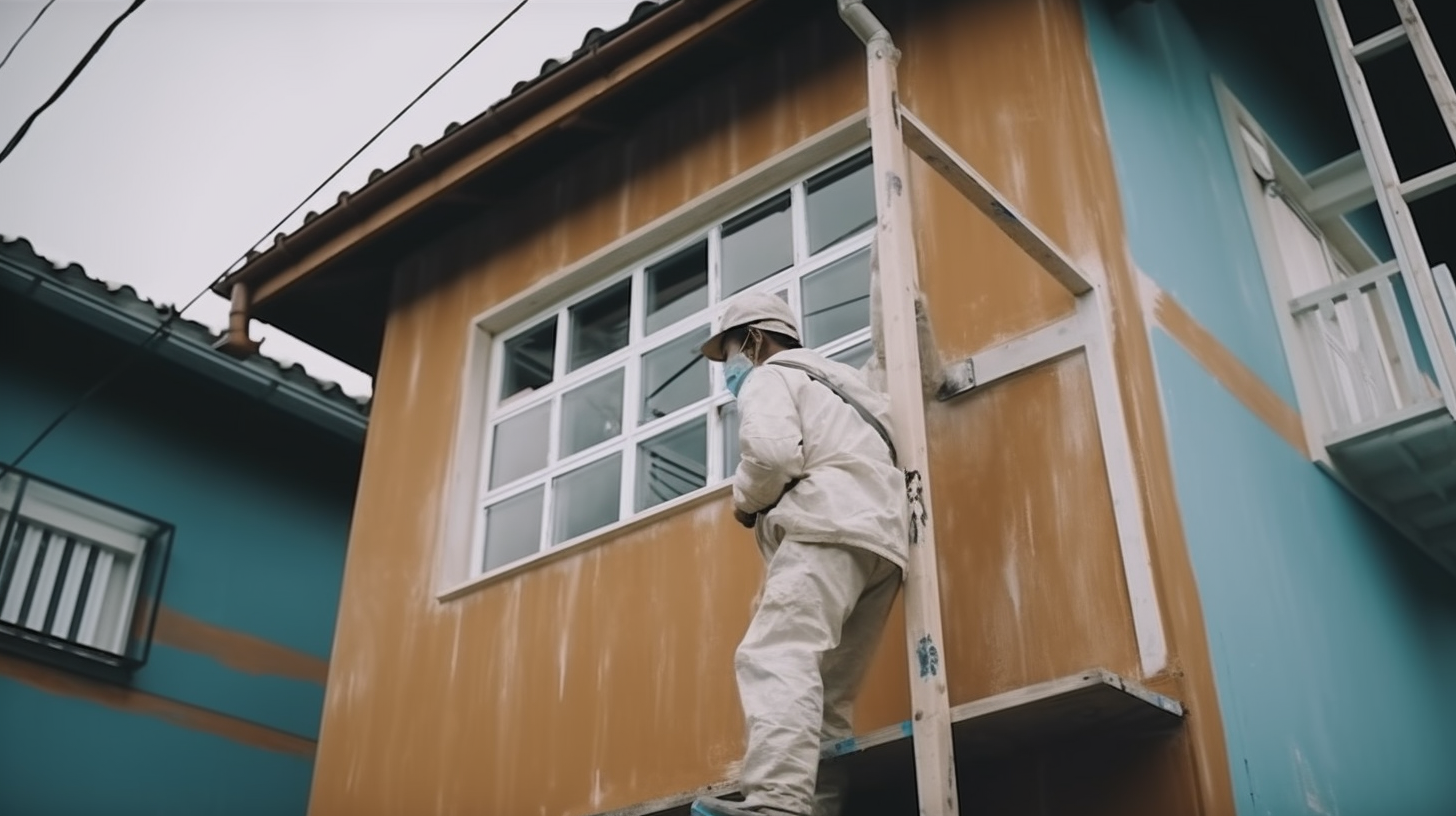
[692,250,942,816]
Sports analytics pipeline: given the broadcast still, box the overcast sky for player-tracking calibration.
[0,0,645,397]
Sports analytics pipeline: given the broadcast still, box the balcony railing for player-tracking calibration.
[0,469,172,677]
[1289,261,1454,440]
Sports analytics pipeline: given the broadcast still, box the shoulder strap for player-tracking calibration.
[767,359,898,466]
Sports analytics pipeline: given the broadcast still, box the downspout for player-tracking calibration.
[215,282,261,359]
[837,0,892,47]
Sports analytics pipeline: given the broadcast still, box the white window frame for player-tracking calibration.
[474,149,876,577]
[435,111,875,599]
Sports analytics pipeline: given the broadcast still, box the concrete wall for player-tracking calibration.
[0,297,360,816]
[1084,1,1456,813]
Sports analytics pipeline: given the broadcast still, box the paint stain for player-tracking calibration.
[152,606,328,685]
[916,635,940,678]
[905,470,928,546]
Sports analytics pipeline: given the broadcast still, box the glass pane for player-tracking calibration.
[646,241,708,334]
[500,318,556,401]
[569,280,631,371]
[489,403,551,488]
[636,419,708,511]
[720,402,741,478]
[721,192,793,296]
[829,339,874,370]
[641,327,710,423]
[806,151,875,255]
[482,487,544,572]
[552,454,622,544]
[561,369,625,456]
[801,248,871,347]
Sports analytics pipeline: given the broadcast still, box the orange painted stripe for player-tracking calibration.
[0,652,316,757]
[1148,281,1310,458]
[152,607,329,686]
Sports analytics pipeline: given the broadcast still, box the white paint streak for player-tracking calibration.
[1002,539,1022,620]
[1294,747,1336,816]
[590,768,606,810]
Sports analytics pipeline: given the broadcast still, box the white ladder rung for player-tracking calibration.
[1352,25,1410,62]
[1398,161,1456,202]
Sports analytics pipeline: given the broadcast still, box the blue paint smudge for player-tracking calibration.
[916,635,940,678]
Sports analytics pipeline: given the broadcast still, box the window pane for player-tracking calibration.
[829,339,874,369]
[483,487,544,572]
[806,151,875,255]
[720,402,741,478]
[721,192,793,296]
[646,241,708,334]
[561,369,625,456]
[569,280,631,371]
[641,327,710,423]
[552,454,622,544]
[489,403,551,488]
[637,419,708,511]
[801,248,871,347]
[501,318,556,400]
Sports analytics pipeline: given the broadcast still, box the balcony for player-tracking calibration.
[0,468,173,679]
[1291,261,1456,570]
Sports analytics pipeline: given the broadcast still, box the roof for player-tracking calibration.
[211,0,813,373]
[0,235,370,442]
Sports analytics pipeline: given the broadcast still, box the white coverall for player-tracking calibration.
[730,347,908,816]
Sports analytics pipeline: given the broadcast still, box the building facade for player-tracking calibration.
[216,0,1456,814]
[0,237,366,816]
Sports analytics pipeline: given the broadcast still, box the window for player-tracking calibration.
[0,469,171,674]
[476,148,877,574]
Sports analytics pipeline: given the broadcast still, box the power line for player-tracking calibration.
[0,0,147,167]
[1,0,535,480]
[0,0,57,73]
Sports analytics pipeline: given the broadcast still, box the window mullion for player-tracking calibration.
[470,507,486,575]
[553,308,569,381]
[708,226,723,305]
[622,348,643,514]
[630,266,645,345]
[790,181,809,266]
[706,401,724,485]
[539,476,555,553]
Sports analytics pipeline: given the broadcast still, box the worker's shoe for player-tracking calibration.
[689,795,801,816]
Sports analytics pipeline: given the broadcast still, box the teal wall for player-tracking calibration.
[1083,1,1456,813]
[0,297,360,815]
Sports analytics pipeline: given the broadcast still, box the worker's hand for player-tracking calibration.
[733,508,757,529]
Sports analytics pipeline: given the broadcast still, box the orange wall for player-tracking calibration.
[310,1,1228,814]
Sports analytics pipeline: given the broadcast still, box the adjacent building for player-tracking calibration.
[0,236,366,816]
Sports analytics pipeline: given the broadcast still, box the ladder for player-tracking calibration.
[1314,0,1456,409]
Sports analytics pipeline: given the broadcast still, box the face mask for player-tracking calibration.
[724,350,753,398]
[719,329,757,396]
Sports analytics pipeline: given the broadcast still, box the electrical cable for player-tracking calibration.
[0,0,58,73]
[0,0,147,166]
[0,0,535,480]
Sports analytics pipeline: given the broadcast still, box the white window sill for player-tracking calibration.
[437,481,734,602]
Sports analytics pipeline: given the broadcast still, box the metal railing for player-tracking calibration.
[0,468,172,676]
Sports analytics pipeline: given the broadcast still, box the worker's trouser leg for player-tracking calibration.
[735,540,901,816]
